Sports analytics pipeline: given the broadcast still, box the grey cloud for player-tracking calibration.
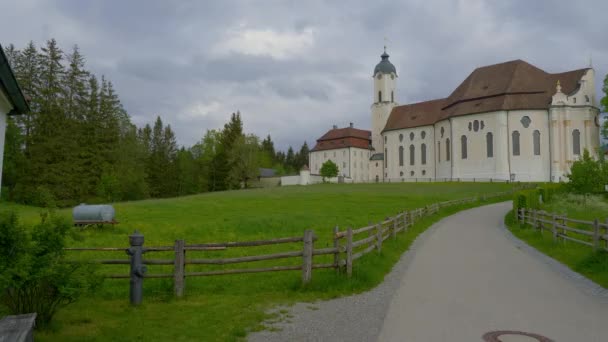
[1,0,606,151]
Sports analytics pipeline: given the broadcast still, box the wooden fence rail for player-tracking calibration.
[64,187,529,304]
[517,208,608,252]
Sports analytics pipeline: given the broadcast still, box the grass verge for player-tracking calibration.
[505,210,608,288]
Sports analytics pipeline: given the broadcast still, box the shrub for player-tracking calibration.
[513,188,541,212]
[0,212,100,326]
[566,149,608,194]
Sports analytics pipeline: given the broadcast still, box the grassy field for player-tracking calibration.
[1,182,514,341]
[505,193,608,288]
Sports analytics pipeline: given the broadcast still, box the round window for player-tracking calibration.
[440,127,445,138]
[410,171,415,176]
[473,120,479,132]
[468,122,472,131]
[409,132,415,141]
[377,74,382,80]
[399,134,403,142]
[421,131,426,139]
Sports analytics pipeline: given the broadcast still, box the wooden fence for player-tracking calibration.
[517,208,608,251]
[65,188,525,304]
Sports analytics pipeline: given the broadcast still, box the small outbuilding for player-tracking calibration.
[0,44,29,198]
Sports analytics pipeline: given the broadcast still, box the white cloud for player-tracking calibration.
[213,26,315,60]
[178,101,224,120]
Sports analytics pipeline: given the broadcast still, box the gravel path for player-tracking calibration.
[248,202,608,342]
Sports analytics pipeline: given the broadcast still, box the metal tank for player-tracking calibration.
[73,204,116,224]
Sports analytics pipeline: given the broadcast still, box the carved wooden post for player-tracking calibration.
[302,230,314,284]
[333,226,340,272]
[346,227,353,278]
[592,219,600,252]
[174,239,185,298]
[127,230,146,305]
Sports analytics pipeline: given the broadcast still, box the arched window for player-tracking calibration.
[461,135,467,159]
[533,130,541,156]
[572,129,581,155]
[421,143,427,165]
[391,91,394,102]
[399,146,404,166]
[438,141,441,162]
[384,148,388,167]
[409,144,415,166]
[378,91,382,102]
[486,132,493,158]
[446,138,450,161]
[512,131,520,156]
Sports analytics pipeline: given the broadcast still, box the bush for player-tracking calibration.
[0,212,100,326]
[566,149,608,194]
[513,188,541,212]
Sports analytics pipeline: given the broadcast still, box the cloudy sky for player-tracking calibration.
[1,0,607,149]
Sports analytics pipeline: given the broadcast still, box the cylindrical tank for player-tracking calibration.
[73,204,116,223]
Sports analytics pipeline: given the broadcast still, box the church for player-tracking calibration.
[309,49,601,183]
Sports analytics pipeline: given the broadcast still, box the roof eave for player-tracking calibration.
[0,44,29,115]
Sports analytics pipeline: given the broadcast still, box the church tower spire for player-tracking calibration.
[371,46,398,154]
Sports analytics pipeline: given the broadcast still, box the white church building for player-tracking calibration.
[309,49,601,183]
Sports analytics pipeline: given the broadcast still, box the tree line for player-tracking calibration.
[2,40,310,207]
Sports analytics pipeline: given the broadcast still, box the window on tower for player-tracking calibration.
[378,91,382,102]
[391,91,394,102]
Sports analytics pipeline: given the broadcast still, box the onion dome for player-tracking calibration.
[374,49,396,76]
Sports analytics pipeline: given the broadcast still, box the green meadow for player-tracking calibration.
[1,182,514,341]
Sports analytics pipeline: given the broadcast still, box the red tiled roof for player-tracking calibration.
[311,126,371,152]
[384,60,589,131]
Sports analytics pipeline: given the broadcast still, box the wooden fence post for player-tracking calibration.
[551,214,557,242]
[346,227,353,278]
[376,222,383,252]
[403,211,408,231]
[174,239,185,298]
[592,219,600,252]
[302,230,314,284]
[333,226,340,273]
[392,218,398,239]
[605,218,608,250]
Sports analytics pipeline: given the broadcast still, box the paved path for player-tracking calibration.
[249,202,608,342]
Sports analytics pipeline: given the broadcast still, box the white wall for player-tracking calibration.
[434,120,452,179]
[383,125,435,180]
[505,110,551,181]
[0,91,12,198]
[309,147,371,181]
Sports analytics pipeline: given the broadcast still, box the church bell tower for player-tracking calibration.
[371,47,397,154]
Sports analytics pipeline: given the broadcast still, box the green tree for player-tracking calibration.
[319,159,339,181]
[227,134,260,188]
[215,112,244,190]
[566,149,607,193]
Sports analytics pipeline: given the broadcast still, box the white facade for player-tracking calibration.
[309,147,371,182]
[0,90,12,197]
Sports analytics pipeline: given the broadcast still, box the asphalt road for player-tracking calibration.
[249,202,608,342]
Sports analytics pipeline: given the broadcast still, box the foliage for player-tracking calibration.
[602,73,608,140]
[227,134,261,188]
[566,149,608,194]
[319,159,339,181]
[0,212,99,326]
